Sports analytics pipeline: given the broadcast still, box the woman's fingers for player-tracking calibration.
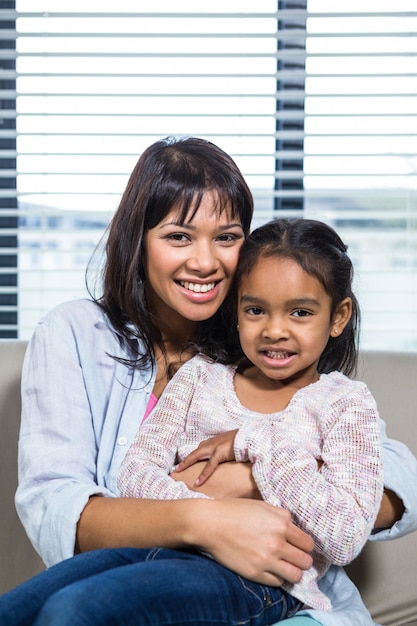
[200,499,314,586]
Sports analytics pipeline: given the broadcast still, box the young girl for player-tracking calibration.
[116,218,384,620]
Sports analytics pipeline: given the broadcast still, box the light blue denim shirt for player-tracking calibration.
[16,299,417,626]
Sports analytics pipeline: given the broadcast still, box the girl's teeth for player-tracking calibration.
[266,351,289,359]
[181,281,215,293]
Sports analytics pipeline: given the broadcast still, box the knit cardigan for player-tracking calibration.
[118,355,383,611]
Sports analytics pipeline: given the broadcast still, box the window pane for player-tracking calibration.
[14,2,281,337]
[305,0,417,351]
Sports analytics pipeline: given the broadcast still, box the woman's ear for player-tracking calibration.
[330,297,352,337]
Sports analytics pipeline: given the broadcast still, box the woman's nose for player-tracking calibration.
[186,242,218,273]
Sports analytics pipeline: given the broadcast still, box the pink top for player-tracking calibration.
[143,392,158,421]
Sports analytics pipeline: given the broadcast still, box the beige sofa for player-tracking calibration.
[0,339,416,625]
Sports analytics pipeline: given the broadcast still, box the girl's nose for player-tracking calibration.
[262,317,289,340]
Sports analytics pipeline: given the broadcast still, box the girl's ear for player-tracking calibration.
[330,297,352,337]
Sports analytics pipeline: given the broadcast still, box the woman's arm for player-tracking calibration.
[374,489,404,529]
[76,494,314,587]
[370,428,417,539]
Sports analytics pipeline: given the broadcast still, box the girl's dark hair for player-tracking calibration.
[87,136,253,369]
[231,218,360,376]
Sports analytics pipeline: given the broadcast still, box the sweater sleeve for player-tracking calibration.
[118,357,210,501]
[234,380,383,566]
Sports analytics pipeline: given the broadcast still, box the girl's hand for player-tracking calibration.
[173,430,239,486]
[171,460,262,499]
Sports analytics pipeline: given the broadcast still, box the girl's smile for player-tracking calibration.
[237,255,351,390]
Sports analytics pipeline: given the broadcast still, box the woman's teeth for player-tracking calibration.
[180,281,215,293]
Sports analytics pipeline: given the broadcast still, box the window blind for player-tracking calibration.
[304,0,417,351]
[0,1,17,338]
[7,0,307,338]
[0,1,416,351]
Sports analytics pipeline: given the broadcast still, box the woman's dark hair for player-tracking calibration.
[87,136,253,369]
[231,218,360,376]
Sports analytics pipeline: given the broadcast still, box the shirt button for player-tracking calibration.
[118,436,128,446]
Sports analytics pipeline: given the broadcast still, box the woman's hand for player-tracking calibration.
[190,498,314,586]
[173,430,239,486]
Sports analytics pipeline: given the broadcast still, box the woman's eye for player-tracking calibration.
[216,233,241,243]
[166,233,189,242]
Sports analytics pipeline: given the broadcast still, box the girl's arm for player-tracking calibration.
[118,358,211,501]
[175,432,408,529]
[234,381,384,566]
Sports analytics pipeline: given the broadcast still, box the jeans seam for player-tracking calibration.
[238,576,286,616]
[145,547,162,561]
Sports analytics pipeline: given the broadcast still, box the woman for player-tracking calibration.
[14,137,417,626]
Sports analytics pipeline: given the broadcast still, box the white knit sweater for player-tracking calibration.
[118,355,383,611]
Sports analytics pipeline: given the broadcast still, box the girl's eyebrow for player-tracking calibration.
[287,298,321,308]
[239,295,320,307]
[239,294,267,305]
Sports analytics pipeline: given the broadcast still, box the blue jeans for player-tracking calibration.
[0,547,301,625]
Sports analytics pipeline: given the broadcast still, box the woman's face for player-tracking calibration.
[144,191,245,328]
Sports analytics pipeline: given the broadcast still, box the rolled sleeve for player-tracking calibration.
[370,426,417,540]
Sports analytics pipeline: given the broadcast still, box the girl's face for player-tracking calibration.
[144,191,245,329]
[237,256,351,389]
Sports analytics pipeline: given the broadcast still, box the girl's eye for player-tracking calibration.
[246,306,264,316]
[292,309,311,318]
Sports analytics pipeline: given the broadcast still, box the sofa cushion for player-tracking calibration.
[347,352,417,626]
[0,340,44,592]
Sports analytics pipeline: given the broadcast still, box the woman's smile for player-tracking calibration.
[178,280,217,294]
[145,192,244,325]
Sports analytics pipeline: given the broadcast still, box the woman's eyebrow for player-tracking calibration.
[218,223,244,230]
[157,220,191,229]
[159,221,243,230]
